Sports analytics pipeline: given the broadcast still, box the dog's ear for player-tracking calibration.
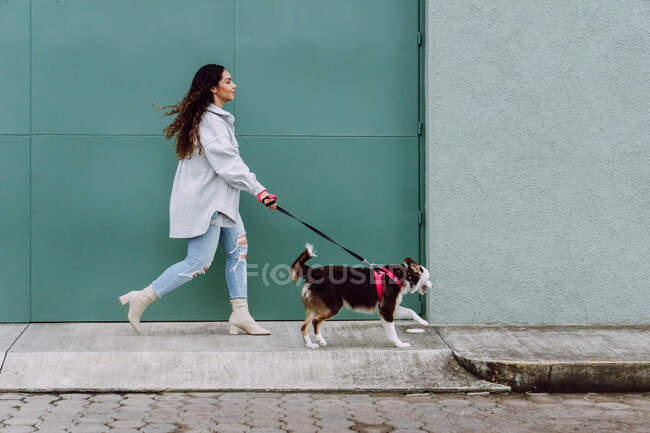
[404,257,419,272]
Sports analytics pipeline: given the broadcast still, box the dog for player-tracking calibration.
[290,243,432,348]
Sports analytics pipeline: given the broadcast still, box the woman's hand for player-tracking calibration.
[258,190,278,210]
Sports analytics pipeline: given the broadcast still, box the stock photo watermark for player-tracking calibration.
[246,262,374,287]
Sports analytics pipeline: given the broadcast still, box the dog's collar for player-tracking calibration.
[372,267,403,301]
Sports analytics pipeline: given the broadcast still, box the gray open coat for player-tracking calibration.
[169,103,265,238]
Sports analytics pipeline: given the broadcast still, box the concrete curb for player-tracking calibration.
[452,353,650,392]
[437,326,650,392]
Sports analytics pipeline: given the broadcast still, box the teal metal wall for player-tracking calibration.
[425,0,650,324]
[1,0,422,322]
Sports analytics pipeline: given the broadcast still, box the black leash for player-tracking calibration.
[264,199,376,268]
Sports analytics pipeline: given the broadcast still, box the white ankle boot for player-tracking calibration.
[118,285,158,335]
[228,298,271,335]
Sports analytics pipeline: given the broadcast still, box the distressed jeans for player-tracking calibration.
[151,210,248,299]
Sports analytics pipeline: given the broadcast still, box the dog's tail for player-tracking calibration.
[291,243,317,284]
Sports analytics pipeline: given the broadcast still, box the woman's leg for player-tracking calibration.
[221,220,270,335]
[151,221,221,298]
[220,222,248,299]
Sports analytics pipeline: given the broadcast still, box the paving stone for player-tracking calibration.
[420,420,458,432]
[34,419,72,429]
[6,410,42,420]
[42,407,80,417]
[385,420,423,429]
[347,412,386,425]
[0,426,36,433]
[140,423,179,433]
[211,423,250,433]
[390,430,428,433]
[58,394,90,400]
[0,403,20,412]
[185,403,217,413]
[109,429,140,433]
[144,408,180,422]
[213,415,248,424]
[218,394,252,401]
[436,398,471,407]
[52,400,86,409]
[595,402,633,410]
[280,395,313,402]
[186,392,221,399]
[217,405,248,413]
[373,399,409,408]
[187,398,219,406]
[33,426,69,433]
[282,413,316,422]
[155,401,184,410]
[284,420,317,430]
[108,419,146,429]
[76,415,115,424]
[23,396,57,405]
[0,396,26,401]
[112,409,148,420]
[157,394,187,401]
[86,402,120,410]
[312,413,348,422]
[67,424,107,433]
[314,419,354,429]
[248,428,285,433]
[247,418,284,428]
[3,418,40,426]
[144,416,179,425]
[316,427,352,433]
[526,393,563,404]
[283,428,318,433]
[178,419,217,430]
[89,394,123,403]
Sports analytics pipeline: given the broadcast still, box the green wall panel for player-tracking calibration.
[0,137,29,322]
[29,136,419,321]
[237,137,421,320]
[30,136,184,321]
[0,0,29,134]
[235,0,419,136]
[31,0,234,134]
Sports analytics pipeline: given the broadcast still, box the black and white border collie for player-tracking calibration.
[290,243,432,348]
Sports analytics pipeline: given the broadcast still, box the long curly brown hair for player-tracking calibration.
[158,64,225,160]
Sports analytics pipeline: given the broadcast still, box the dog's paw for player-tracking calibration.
[415,318,429,326]
[305,342,319,349]
[395,341,411,348]
[316,336,327,346]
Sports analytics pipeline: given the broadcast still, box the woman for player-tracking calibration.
[118,64,278,335]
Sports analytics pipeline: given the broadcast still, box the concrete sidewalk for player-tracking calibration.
[0,321,507,393]
[438,325,650,392]
[0,322,647,393]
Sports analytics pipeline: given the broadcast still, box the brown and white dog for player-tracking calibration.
[290,243,432,348]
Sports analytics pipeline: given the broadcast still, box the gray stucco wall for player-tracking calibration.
[425,1,649,324]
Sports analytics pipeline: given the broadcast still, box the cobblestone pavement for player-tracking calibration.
[0,392,647,433]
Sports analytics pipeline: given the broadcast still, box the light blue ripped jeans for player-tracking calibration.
[151,210,248,299]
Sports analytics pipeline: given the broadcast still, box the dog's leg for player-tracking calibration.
[312,312,333,347]
[315,326,327,346]
[301,311,319,349]
[381,319,410,348]
[395,305,429,326]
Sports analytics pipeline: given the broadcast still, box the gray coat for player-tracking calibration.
[169,103,265,238]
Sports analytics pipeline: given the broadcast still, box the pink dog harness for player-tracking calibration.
[372,267,402,301]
